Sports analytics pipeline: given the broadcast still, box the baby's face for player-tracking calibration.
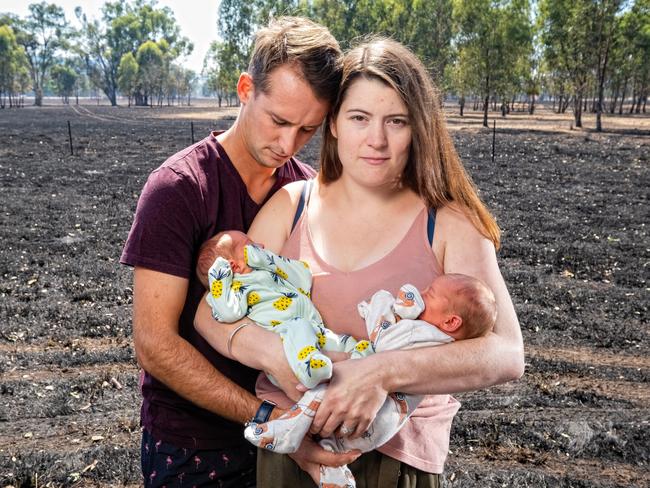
[418,278,451,326]
[225,231,255,274]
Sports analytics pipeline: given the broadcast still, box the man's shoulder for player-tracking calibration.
[157,135,218,174]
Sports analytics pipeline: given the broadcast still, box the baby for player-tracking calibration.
[245,273,497,488]
[196,230,359,389]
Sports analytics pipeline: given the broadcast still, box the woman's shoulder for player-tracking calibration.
[435,201,473,228]
[434,202,488,247]
[248,178,313,252]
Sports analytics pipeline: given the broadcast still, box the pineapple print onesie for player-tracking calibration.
[244,284,455,488]
[206,244,357,389]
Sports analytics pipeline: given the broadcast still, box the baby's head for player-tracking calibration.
[196,230,254,288]
[419,274,496,340]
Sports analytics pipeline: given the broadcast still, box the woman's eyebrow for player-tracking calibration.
[345,108,409,117]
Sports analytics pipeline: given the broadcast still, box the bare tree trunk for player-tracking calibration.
[574,93,583,128]
[34,87,43,107]
[596,36,611,132]
[483,69,490,128]
[529,93,536,114]
[618,78,627,114]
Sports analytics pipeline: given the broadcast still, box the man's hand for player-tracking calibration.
[310,357,388,439]
[288,436,361,485]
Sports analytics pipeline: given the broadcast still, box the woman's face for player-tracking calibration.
[331,77,412,189]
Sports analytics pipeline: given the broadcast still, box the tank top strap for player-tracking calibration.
[291,179,314,232]
[427,208,436,246]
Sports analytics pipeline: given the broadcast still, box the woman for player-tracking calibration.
[196,38,523,487]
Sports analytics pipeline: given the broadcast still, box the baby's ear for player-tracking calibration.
[440,315,462,333]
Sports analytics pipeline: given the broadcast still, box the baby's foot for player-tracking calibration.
[319,438,356,487]
[244,386,325,453]
[319,465,356,488]
[297,351,332,389]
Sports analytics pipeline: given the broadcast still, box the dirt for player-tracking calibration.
[0,103,648,487]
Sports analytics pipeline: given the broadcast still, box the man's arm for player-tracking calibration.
[133,267,263,423]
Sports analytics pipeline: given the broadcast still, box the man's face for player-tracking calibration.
[238,65,330,169]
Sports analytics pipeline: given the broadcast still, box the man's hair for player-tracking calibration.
[442,274,497,339]
[248,16,343,104]
[196,231,235,289]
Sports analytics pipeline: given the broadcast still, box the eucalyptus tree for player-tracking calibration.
[50,62,77,104]
[18,2,69,106]
[117,51,138,106]
[75,0,192,106]
[453,0,533,126]
[0,22,30,108]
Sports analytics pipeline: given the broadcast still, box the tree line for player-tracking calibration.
[1,0,649,132]
[206,0,649,131]
[0,0,195,108]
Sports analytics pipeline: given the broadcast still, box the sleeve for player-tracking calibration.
[204,257,248,322]
[120,166,206,278]
[245,245,312,293]
[392,284,425,320]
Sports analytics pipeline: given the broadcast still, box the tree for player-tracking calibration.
[214,0,255,101]
[75,0,192,106]
[540,0,595,128]
[19,2,69,106]
[593,0,624,131]
[402,0,454,84]
[117,51,138,106]
[454,0,533,126]
[621,0,650,114]
[50,62,76,103]
[136,40,163,106]
[0,23,30,108]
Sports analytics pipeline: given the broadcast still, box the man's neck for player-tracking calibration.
[217,127,278,204]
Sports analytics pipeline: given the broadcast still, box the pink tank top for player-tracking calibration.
[256,194,460,473]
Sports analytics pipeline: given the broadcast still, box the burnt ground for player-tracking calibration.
[0,103,648,487]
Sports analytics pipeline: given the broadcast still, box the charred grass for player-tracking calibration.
[0,104,648,487]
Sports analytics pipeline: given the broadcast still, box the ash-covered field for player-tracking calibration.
[0,104,648,487]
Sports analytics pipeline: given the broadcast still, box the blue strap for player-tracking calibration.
[427,208,436,245]
[291,179,313,232]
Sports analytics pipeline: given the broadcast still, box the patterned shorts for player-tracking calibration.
[141,429,257,487]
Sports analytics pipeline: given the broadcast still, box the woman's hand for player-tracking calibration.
[310,356,388,439]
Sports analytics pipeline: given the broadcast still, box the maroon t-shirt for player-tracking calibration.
[120,132,315,448]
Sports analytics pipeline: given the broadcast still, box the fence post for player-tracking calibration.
[191,121,195,144]
[67,120,73,156]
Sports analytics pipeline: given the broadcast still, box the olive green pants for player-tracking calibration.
[257,448,441,488]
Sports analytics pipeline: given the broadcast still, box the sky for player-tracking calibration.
[0,0,220,74]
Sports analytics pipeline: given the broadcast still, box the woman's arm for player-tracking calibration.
[310,205,524,438]
[194,298,305,401]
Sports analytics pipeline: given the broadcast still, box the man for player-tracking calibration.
[121,17,354,487]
